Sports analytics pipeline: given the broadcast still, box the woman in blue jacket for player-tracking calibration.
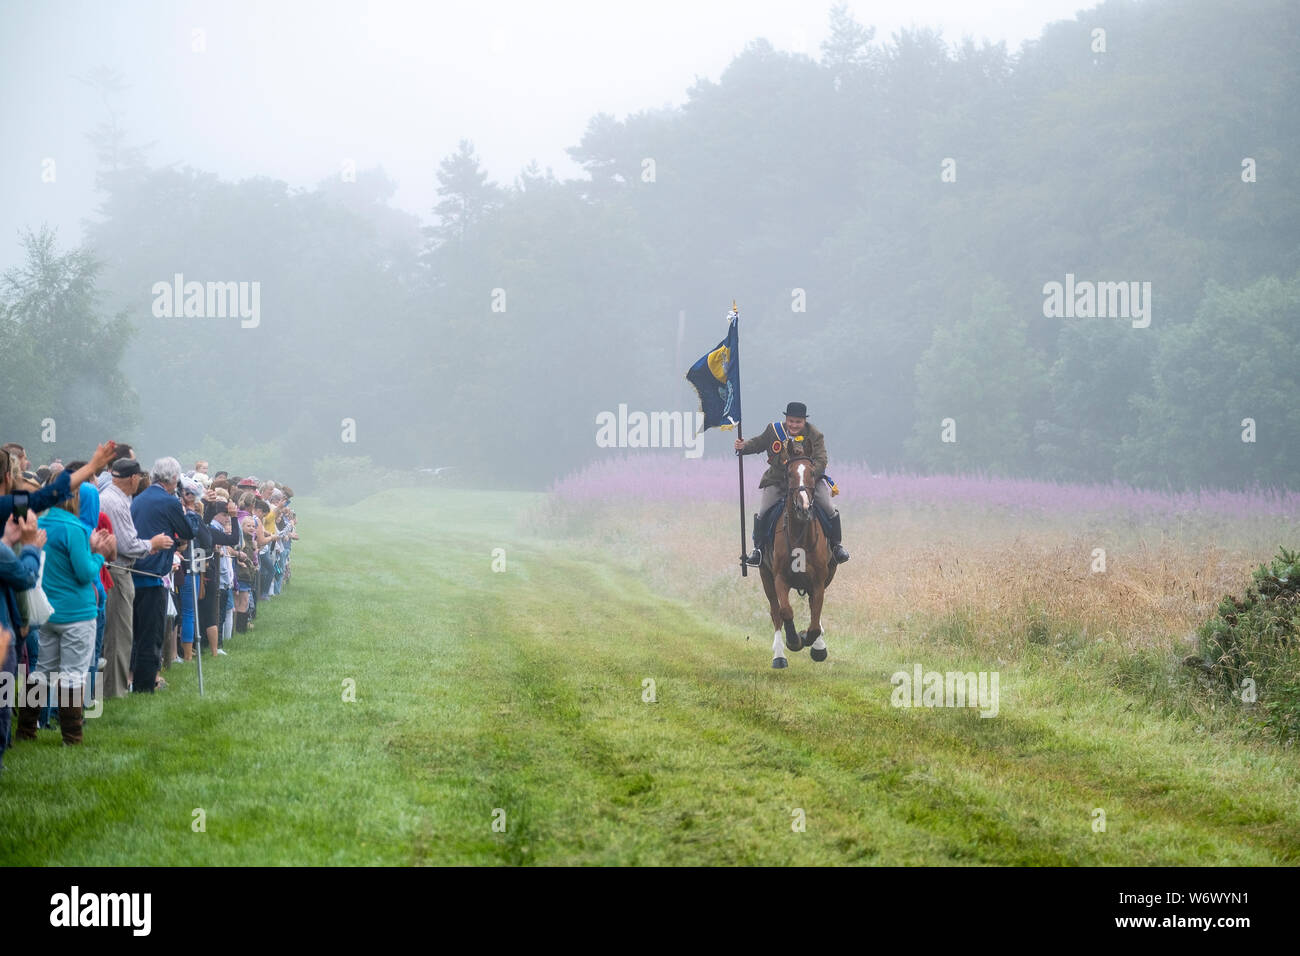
[77,480,110,705]
[0,511,44,769]
[20,489,115,746]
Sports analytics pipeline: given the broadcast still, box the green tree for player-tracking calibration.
[821,3,876,80]
[907,279,1049,475]
[1119,273,1300,488]
[0,227,138,456]
[429,139,503,245]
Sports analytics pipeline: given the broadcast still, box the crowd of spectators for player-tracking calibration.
[0,439,298,769]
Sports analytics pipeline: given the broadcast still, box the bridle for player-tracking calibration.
[781,444,816,557]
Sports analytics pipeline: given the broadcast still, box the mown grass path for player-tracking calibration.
[4,489,1298,864]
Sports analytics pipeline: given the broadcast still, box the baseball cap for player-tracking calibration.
[111,458,143,478]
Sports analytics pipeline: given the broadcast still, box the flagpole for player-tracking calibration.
[737,421,747,578]
[733,300,747,578]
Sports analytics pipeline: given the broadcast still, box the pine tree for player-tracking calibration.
[430,140,502,244]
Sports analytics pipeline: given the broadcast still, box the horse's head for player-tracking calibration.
[782,441,816,520]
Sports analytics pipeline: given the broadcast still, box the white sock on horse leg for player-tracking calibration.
[811,635,826,650]
[772,630,786,660]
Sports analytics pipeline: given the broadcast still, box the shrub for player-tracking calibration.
[312,455,409,507]
[1195,547,1300,741]
[177,436,287,481]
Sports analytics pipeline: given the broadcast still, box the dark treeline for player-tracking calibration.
[2,0,1297,491]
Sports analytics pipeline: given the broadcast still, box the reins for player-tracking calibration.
[780,452,818,589]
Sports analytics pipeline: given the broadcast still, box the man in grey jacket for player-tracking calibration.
[99,458,171,698]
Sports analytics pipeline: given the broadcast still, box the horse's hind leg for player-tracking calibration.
[806,582,828,662]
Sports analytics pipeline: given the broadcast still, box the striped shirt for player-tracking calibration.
[100,481,151,564]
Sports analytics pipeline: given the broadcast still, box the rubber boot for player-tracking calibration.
[828,513,850,564]
[746,512,765,566]
[59,682,84,746]
[17,674,42,741]
[235,610,248,634]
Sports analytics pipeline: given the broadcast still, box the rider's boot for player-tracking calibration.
[746,511,765,567]
[828,513,850,564]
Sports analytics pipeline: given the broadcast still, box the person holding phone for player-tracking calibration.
[0,441,118,527]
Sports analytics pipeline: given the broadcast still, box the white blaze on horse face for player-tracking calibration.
[796,463,809,510]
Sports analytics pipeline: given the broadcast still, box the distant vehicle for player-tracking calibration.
[416,466,456,478]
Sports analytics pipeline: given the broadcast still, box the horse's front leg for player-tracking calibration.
[761,567,788,669]
[774,570,801,652]
[805,580,828,662]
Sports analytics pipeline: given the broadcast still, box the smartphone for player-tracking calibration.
[12,492,29,520]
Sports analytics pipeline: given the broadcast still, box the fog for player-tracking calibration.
[2,0,1084,261]
[1,0,1296,494]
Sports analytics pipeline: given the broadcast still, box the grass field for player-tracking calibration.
[3,485,1299,865]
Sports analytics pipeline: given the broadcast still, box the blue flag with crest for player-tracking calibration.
[685,308,741,431]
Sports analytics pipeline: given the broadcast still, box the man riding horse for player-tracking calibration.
[734,401,850,566]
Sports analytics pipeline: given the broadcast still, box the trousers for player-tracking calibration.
[131,585,168,694]
[102,565,134,698]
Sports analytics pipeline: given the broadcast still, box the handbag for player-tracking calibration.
[18,551,55,626]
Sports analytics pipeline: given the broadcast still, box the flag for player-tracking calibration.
[685,308,741,431]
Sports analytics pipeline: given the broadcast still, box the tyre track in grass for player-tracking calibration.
[378,491,1300,864]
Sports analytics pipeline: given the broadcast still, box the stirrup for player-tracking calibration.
[745,549,763,567]
[832,544,850,563]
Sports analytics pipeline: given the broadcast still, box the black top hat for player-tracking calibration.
[784,402,808,418]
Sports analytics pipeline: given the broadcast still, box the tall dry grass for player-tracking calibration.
[534,495,1297,658]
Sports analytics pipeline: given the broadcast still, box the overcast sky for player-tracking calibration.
[1,0,1090,269]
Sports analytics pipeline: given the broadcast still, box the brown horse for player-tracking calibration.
[760,442,836,668]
